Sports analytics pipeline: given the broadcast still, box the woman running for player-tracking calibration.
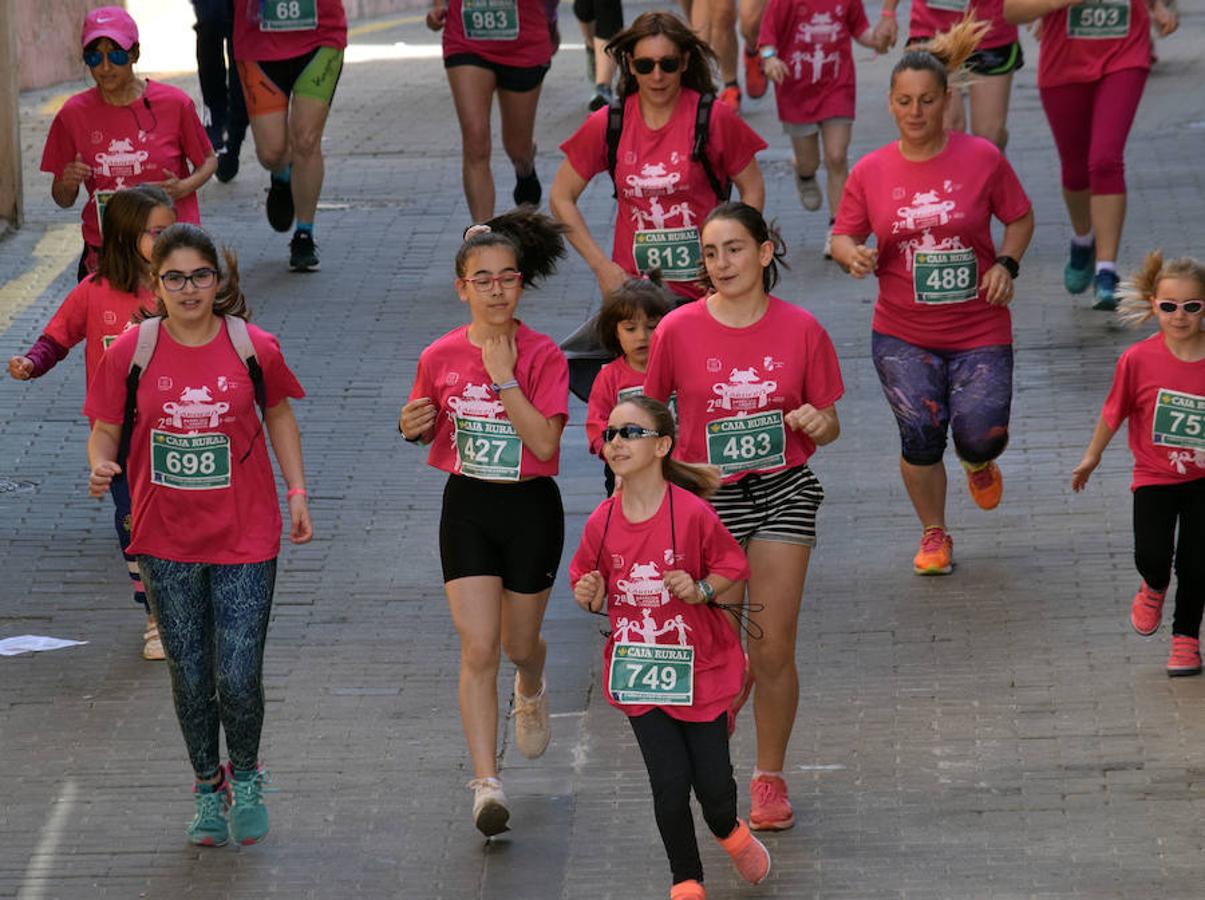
[85,223,312,846]
[399,209,568,837]
[428,0,553,221]
[830,18,1034,575]
[551,11,766,306]
[571,396,770,899]
[644,202,844,831]
[1003,0,1178,309]
[1072,252,1205,675]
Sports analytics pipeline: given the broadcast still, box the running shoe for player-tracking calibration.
[512,673,551,758]
[1167,635,1202,677]
[468,776,510,836]
[265,176,294,232]
[1093,269,1120,311]
[588,83,614,112]
[216,141,240,184]
[962,460,1003,510]
[749,774,794,831]
[227,764,271,845]
[187,780,229,847]
[669,880,706,899]
[1063,239,1094,294]
[727,658,754,737]
[718,85,741,111]
[796,175,822,211]
[823,227,834,260]
[718,819,771,883]
[1130,582,1166,636]
[743,49,767,99]
[913,527,953,575]
[289,231,320,272]
[142,621,165,661]
[514,169,542,207]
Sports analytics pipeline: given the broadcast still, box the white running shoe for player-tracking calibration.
[823,227,834,260]
[796,175,822,211]
[512,674,551,759]
[468,777,510,836]
[143,621,165,661]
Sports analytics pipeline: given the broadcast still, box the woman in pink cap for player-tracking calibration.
[41,6,218,282]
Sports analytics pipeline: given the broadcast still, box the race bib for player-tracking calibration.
[633,228,702,282]
[455,415,522,480]
[95,189,116,236]
[617,385,645,403]
[706,410,786,475]
[608,643,694,705]
[1067,0,1130,38]
[927,0,970,11]
[260,0,318,31]
[913,248,978,304]
[461,0,519,40]
[1152,389,1205,450]
[150,431,231,490]
[102,334,119,350]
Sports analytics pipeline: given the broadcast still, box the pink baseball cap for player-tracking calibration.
[81,6,139,50]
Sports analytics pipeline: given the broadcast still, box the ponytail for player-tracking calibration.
[701,202,789,294]
[1117,250,1205,328]
[456,207,567,288]
[891,13,990,91]
[618,395,722,498]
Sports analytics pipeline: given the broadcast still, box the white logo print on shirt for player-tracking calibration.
[615,560,672,608]
[630,195,698,231]
[895,190,958,231]
[625,163,682,199]
[901,229,967,273]
[446,383,505,419]
[160,384,229,431]
[94,138,150,178]
[614,607,694,646]
[710,367,778,412]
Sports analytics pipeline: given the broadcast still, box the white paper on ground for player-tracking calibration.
[0,635,88,656]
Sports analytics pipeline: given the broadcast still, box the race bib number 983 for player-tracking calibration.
[462,0,520,40]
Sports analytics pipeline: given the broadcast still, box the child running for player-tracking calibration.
[570,395,770,900]
[1072,251,1205,676]
[586,273,674,495]
[399,208,569,837]
[8,185,176,660]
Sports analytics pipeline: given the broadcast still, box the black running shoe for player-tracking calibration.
[289,231,319,272]
[513,170,541,207]
[216,142,240,184]
[266,177,294,232]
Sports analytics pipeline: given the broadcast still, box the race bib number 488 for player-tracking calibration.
[913,248,978,304]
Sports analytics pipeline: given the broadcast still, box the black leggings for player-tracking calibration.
[629,709,737,885]
[1133,478,1205,638]
[572,0,624,39]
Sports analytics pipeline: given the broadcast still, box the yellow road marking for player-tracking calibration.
[39,92,73,117]
[348,14,425,37]
[0,225,80,336]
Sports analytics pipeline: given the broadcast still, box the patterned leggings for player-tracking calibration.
[139,556,277,779]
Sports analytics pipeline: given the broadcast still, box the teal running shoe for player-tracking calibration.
[1064,240,1094,294]
[228,765,272,845]
[1093,269,1120,311]
[187,781,229,847]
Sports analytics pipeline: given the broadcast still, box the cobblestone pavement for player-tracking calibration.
[3,3,1205,898]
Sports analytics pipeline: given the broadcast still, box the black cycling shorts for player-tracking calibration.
[444,53,550,93]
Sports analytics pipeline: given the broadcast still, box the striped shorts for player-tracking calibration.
[709,465,824,547]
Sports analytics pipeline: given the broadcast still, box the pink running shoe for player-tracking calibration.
[718,819,771,884]
[1167,635,1202,677]
[669,879,706,899]
[749,774,794,831]
[1130,583,1166,637]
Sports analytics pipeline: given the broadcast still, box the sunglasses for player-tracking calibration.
[1155,299,1204,314]
[160,268,218,292]
[631,56,682,75]
[603,424,663,443]
[84,48,131,68]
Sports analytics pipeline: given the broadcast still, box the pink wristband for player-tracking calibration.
[287,488,307,499]
[881,8,896,15]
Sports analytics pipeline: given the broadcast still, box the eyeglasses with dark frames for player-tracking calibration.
[160,268,218,292]
[603,424,663,443]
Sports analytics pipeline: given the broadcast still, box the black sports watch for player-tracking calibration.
[994,255,1020,279]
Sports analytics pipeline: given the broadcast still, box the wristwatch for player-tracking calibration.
[759,46,777,59]
[994,255,1020,279]
[696,579,716,604]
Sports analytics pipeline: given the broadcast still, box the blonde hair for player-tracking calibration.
[1116,250,1205,328]
[893,13,991,90]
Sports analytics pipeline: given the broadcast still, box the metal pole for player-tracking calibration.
[0,0,24,229]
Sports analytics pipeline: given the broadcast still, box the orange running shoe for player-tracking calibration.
[719,819,771,884]
[749,774,794,831]
[670,879,706,899]
[962,460,1003,510]
[1130,582,1166,636]
[718,84,741,111]
[1167,636,1202,677]
[743,49,767,99]
[913,527,953,575]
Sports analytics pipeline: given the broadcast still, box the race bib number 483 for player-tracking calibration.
[455,415,522,480]
[1152,389,1205,450]
[150,431,231,490]
[1067,0,1130,38]
[261,0,318,30]
[608,644,694,705]
[706,410,786,475]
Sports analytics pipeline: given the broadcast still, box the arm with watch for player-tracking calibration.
[981,207,1035,307]
[662,570,738,606]
[482,333,566,463]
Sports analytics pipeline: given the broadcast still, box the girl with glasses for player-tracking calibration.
[643,202,844,833]
[42,6,216,282]
[570,395,770,900]
[9,185,175,661]
[399,208,569,837]
[84,223,312,847]
[1072,252,1205,676]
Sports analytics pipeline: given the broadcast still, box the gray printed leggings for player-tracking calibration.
[139,556,277,779]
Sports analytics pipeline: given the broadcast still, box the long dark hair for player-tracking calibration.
[596,272,675,357]
[140,223,249,321]
[700,202,789,294]
[891,14,989,91]
[615,395,721,497]
[95,184,172,294]
[456,207,567,288]
[606,11,718,100]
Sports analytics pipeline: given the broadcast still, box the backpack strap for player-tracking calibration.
[223,315,266,413]
[692,93,731,202]
[116,317,161,470]
[605,95,625,200]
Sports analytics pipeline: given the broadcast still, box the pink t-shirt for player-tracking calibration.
[232,0,348,61]
[569,484,750,722]
[643,296,844,483]
[409,322,569,480]
[85,322,305,564]
[758,0,870,124]
[42,275,155,397]
[560,89,768,302]
[441,0,553,68]
[908,0,1017,51]
[1037,0,1150,89]
[586,357,647,455]
[1101,333,1205,490]
[833,131,1031,351]
[41,81,212,249]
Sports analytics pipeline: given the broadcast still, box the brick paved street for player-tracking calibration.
[3,3,1205,897]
